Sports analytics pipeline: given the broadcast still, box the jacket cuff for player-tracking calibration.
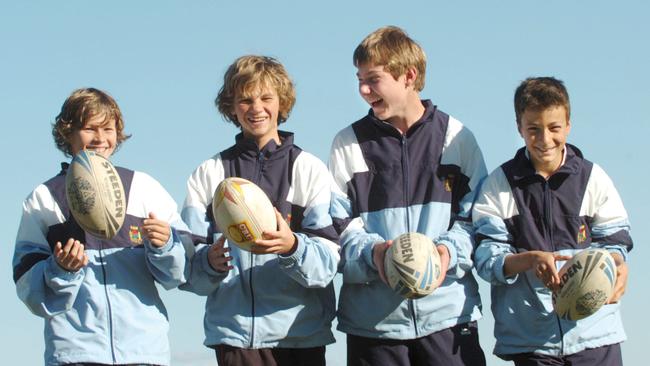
[47,257,84,281]
[200,245,227,278]
[145,228,177,254]
[279,235,306,268]
[496,253,518,284]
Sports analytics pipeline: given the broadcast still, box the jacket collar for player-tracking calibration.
[233,130,294,159]
[511,144,584,183]
[368,99,437,137]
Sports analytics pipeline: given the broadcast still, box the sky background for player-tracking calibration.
[1,1,648,365]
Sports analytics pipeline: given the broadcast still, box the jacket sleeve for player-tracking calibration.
[178,158,228,295]
[435,122,488,279]
[472,169,519,286]
[136,172,190,290]
[328,130,385,284]
[13,185,86,318]
[584,164,633,259]
[278,154,340,288]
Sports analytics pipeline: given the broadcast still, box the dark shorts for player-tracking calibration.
[507,343,622,366]
[213,344,326,366]
[64,364,160,366]
[347,321,486,366]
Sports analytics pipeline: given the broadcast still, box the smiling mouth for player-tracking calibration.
[370,99,383,108]
[247,116,267,123]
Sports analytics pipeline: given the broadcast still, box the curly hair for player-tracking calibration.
[52,88,130,157]
[215,55,296,127]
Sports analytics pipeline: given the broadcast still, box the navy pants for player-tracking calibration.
[347,321,486,366]
[507,343,622,366]
[214,344,325,366]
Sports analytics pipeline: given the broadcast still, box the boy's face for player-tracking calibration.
[68,114,117,159]
[356,63,411,124]
[518,105,571,176]
[232,84,280,148]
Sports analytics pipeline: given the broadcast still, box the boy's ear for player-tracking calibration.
[404,67,418,88]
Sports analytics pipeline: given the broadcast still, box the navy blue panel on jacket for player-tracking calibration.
[348,104,463,217]
[500,145,632,252]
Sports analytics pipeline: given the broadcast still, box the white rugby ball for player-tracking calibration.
[65,150,126,239]
[212,177,277,252]
[384,232,442,299]
[552,248,617,321]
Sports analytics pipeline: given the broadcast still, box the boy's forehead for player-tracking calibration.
[356,63,388,76]
[239,81,277,97]
[521,105,569,124]
[84,112,116,127]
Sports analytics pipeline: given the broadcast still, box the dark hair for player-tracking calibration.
[514,77,570,125]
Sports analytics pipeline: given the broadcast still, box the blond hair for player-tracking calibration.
[52,88,130,157]
[354,26,427,91]
[216,55,296,126]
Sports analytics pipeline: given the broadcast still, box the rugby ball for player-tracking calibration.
[383,232,442,299]
[65,150,126,239]
[552,248,617,321]
[212,177,277,251]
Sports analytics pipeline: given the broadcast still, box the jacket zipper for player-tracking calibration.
[544,179,565,354]
[248,151,265,348]
[99,243,116,363]
[400,135,419,337]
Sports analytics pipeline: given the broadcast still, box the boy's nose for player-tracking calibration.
[359,83,371,95]
[93,130,106,141]
[251,99,264,111]
[541,129,552,143]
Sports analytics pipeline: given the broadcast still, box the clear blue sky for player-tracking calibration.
[1,1,648,365]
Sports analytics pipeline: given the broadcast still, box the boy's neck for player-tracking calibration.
[386,94,425,135]
[254,133,281,150]
[530,147,567,179]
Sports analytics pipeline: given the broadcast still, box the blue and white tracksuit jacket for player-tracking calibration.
[181,131,340,349]
[13,164,190,366]
[329,100,488,339]
[473,145,633,357]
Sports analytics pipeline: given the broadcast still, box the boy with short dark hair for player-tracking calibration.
[13,87,189,365]
[181,55,339,366]
[329,26,487,365]
[473,76,632,365]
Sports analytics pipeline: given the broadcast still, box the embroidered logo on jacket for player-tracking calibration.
[130,225,143,245]
[444,175,455,192]
[577,224,587,244]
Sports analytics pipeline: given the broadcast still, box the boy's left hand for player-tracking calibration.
[252,209,296,255]
[435,244,451,287]
[143,212,171,248]
[608,252,628,303]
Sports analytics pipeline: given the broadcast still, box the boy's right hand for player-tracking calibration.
[372,240,393,285]
[530,251,571,291]
[207,235,233,273]
[54,238,89,272]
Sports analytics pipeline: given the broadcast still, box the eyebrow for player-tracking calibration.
[357,70,380,78]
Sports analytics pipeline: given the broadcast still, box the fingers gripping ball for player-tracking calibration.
[553,248,617,321]
[212,177,277,252]
[384,232,442,299]
[65,150,126,239]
